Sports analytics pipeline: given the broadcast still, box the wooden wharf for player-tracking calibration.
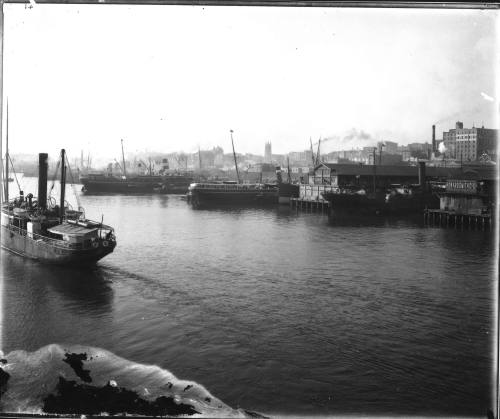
[290,197,330,213]
[424,209,492,230]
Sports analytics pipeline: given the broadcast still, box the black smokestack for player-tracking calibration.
[418,161,426,187]
[432,125,436,152]
[38,153,48,209]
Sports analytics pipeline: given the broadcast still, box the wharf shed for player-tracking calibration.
[310,163,495,189]
[438,166,497,214]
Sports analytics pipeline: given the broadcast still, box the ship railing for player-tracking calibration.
[2,223,111,250]
[191,183,275,191]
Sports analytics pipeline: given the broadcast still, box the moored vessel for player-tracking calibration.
[187,181,278,208]
[186,129,278,208]
[80,140,193,194]
[276,165,299,205]
[322,184,440,216]
[322,162,439,216]
[80,172,163,193]
[1,150,116,265]
[80,172,194,194]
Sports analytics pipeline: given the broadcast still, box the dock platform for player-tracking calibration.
[290,198,330,213]
[424,209,492,230]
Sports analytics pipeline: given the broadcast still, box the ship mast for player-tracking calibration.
[315,138,321,166]
[372,147,377,193]
[60,149,66,223]
[121,139,127,178]
[0,116,2,205]
[4,99,8,203]
[230,129,241,184]
[310,137,315,167]
[0,2,4,210]
[287,156,292,183]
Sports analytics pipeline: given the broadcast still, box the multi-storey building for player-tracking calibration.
[398,145,412,162]
[407,142,433,159]
[288,150,313,165]
[381,141,399,155]
[442,122,461,159]
[271,154,286,166]
[443,122,498,161]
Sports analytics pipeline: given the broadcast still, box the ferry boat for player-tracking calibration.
[1,150,116,265]
[187,181,278,208]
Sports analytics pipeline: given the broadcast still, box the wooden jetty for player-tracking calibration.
[424,209,492,230]
[290,197,330,213]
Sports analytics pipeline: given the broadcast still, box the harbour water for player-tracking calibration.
[1,179,497,417]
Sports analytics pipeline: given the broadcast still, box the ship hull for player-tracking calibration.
[187,190,278,208]
[81,180,159,193]
[155,181,194,194]
[322,191,439,216]
[81,177,193,194]
[278,183,299,205]
[1,225,115,265]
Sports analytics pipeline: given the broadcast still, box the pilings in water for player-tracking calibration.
[290,198,330,214]
[424,209,492,230]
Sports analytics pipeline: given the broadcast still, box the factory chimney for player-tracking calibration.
[38,153,48,209]
[432,125,436,152]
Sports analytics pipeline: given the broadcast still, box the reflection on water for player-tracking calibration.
[1,184,497,416]
[2,252,114,352]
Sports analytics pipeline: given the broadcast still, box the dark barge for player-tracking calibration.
[186,182,278,208]
[321,162,440,216]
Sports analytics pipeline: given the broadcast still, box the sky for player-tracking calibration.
[2,4,499,161]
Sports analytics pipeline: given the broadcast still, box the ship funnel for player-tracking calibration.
[418,161,426,188]
[38,153,49,209]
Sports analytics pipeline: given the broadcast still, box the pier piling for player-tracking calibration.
[291,198,330,214]
[424,209,491,230]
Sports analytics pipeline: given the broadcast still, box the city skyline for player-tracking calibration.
[2,5,498,158]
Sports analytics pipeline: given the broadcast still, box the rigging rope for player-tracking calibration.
[7,154,22,193]
[48,159,61,199]
[65,154,82,210]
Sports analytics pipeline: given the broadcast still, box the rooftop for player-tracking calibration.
[314,163,497,180]
[47,223,98,236]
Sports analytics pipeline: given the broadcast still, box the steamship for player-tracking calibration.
[321,162,440,216]
[80,140,193,194]
[80,172,193,194]
[1,151,116,264]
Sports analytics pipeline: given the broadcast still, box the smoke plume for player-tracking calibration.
[323,128,377,151]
